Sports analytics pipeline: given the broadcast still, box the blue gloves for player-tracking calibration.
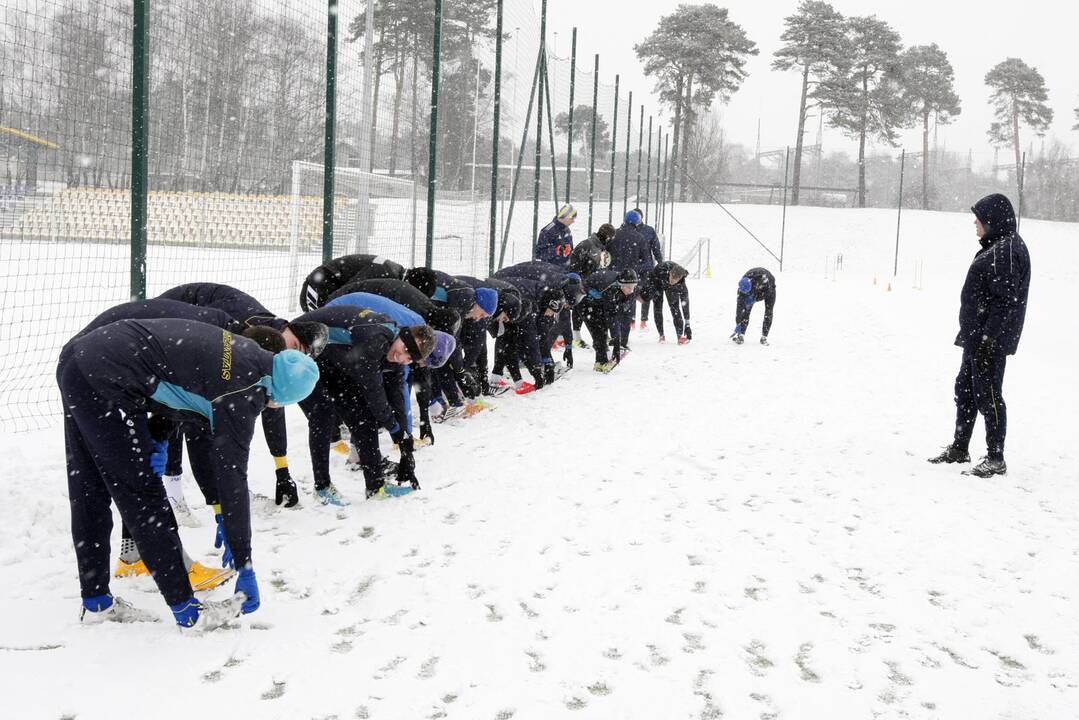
[149,440,169,476]
[214,512,234,569]
[170,597,200,627]
[235,567,260,614]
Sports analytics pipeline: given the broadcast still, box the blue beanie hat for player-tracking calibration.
[625,210,641,225]
[426,330,457,369]
[475,287,498,316]
[269,349,319,405]
[564,272,582,284]
[738,277,752,294]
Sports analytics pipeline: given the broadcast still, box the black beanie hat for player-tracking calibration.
[287,321,329,358]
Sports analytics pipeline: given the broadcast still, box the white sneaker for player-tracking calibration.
[168,495,200,528]
[442,404,466,421]
[80,596,159,624]
[182,596,245,633]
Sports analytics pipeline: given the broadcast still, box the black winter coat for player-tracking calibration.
[607,223,649,274]
[299,254,405,311]
[956,194,1031,355]
[158,282,286,330]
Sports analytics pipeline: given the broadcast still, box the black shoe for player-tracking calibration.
[927,445,970,464]
[964,457,1007,477]
[365,478,386,499]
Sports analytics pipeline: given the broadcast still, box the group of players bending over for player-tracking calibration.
[58,204,777,631]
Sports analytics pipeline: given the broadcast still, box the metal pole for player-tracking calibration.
[644,116,653,220]
[1017,151,1026,230]
[322,0,338,263]
[565,27,576,206]
[131,0,149,299]
[532,0,548,250]
[497,54,543,269]
[353,0,375,253]
[488,0,503,275]
[587,53,599,235]
[662,132,671,257]
[541,55,561,209]
[409,50,418,267]
[425,0,443,268]
[635,104,643,205]
[780,146,789,272]
[894,148,905,278]
[608,74,619,223]
[622,91,632,218]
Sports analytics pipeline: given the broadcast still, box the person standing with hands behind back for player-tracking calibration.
[928,193,1030,477]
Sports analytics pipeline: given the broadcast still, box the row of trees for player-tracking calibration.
[636,1,1072,212]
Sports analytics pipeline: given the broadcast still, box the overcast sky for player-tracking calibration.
[541,0,1079,164]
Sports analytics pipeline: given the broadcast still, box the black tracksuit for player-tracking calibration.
[568,233,610,277]
[491,273,560,382]
[638,262,690,338]
[636,223,664,321]
[606,224,649,342]
[299,253,406,311]
[291,306,408,493]
[950,194,1031,460]
[156,282,289,473]
[735,268,776,338]
[57,319,273,605]
[579,270,636,364]
[495,260,577,354]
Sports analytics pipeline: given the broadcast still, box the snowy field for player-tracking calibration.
[1,203,1078,719]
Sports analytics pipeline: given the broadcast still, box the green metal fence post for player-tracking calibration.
[622,91,632,218]
[634,104,643,207]
[425,0,444,268]
[644,116,653,221]
[532,0,547,251]
[662,133,671,257]
[131,0,149,299]
[564,27,576,206]
[322,0,338,263]
[488,0,504,275]
[655,127,664,236]
[541,56,560,207]
[587,53,598,235]
[497,55,542,269]
[608,75,618,223]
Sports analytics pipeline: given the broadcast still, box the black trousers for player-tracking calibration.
[299,372,383,493]
[578,299,617,364]
[953,347,1008,459]
[59,360,191,606]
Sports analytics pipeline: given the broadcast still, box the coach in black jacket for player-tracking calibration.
[929,193,1031,477]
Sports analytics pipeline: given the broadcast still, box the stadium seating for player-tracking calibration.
[10,187,346,249]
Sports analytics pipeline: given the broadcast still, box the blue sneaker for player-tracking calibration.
[316,484,350,507]
[382,484,415,497]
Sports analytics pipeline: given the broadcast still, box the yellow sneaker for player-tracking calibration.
[332,439,351,455]
[114,559,150,578]
[188,561,236,592]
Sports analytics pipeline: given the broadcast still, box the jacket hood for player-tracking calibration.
[971,193,1017,242]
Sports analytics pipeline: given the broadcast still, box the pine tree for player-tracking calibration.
[771,0,848,205]
[635,4,757,201]
[985,58,1053,181]
[900,44,960,209]
[555,105,612,162]
[816,15,903,207]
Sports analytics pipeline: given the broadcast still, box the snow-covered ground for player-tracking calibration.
[2,204,1078,719]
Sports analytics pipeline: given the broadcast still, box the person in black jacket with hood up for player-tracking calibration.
[928,193,1031,477]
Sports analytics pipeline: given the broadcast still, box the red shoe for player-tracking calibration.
[514,381,536,395]
[677,336,689,345]
[551,338,566,350]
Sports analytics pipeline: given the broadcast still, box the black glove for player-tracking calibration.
[275,467,299,508]
[396,437,419,490]
[684,324,692,340]
[455,369,480,399]
[543,363,555,385]
[419,419,435,445]
[527,365,545,390]
[563,347,574,368]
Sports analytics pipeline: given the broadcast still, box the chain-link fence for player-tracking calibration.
[0,0,673,430]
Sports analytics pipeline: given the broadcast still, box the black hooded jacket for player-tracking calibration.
[299,254,406,311]
[956,193,1031,355]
